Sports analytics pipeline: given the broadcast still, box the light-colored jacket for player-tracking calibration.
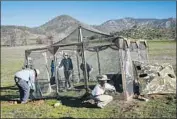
[92,83,115,96]
[15,69,36,90]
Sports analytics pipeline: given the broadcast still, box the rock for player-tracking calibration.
[54,101,61,107]
[141,63,176,94]
[143,75,150,80]
[145,99,149,102]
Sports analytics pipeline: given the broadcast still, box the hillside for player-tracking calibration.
[94,17,176,33]
[36,15,107,43]
[1,25,46,46]
[112,26,176,40]
[1,15,176,46]
[1,15,107,46]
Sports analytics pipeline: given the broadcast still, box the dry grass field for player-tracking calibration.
[1,40,176,118]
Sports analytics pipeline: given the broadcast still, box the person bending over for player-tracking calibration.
[14,68,40,104]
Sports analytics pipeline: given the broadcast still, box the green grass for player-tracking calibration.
[147,40,176,73]
[111,95,176,118]
[1,100,114,118]
[1,41,176,118]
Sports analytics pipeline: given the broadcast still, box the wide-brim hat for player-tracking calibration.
[63,52,68,56]
[97,75,110,81]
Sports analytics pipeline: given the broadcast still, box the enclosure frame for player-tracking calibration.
[24,26,148,101]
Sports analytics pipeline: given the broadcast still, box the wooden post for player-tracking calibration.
[76,53,81,82]
[77,27,81,82]
[54,54,59,95]
[24,51,28,68]
[96,48,101,75]
[79,26,89,92]
[136,41,141,62]
[119,39,127,101]
[145,41,149,63]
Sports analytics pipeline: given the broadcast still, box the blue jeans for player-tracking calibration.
[15,78,30,102]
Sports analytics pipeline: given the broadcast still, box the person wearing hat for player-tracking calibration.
[91,75,116,108]
[14,68,40,104]
[59,52,73,90]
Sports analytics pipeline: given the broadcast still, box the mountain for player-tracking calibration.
[1,15,176,46]
[94,17,176,33]
[1,15,107,46]
[36,15,106,43]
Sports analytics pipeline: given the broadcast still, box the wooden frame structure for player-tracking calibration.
[24,26,149,100]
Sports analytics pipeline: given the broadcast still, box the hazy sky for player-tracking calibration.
[1,1,176,27]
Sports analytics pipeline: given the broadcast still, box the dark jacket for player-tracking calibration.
[59,58,73,71]
[80,63,92,72]
[51,61,54,72]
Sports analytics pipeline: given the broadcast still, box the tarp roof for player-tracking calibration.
[52,25,111,45]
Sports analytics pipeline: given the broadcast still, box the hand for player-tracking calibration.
[110,89,116,93]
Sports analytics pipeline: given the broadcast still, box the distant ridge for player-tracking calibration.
[1,15,176,46]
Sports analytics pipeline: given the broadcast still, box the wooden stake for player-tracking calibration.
[119,39,127,101]
[79,26,89,92]
[96,48,101,75]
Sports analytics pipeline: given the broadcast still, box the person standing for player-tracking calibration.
[91,75,116,108]
[51,60,55,77]
[80,62,93,82]
[59,52,73,89]
[14,68,40,104]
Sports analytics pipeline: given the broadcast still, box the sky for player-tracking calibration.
[1,1,176,27]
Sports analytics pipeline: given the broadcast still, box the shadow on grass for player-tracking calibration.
[0,85,18,90]
[0,85,57,102]
[58,84,98,108]
[60,117,76,119]
[55,84,98,108]
[59,95,97,108]
[74,84,95,90]
[0,95,19,101]
[0,84,97,108]
[0,85,19,101]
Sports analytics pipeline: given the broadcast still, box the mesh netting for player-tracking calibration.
[123,48,134,99]
[130,42,139,61]
[139,42,148,63]
[53,26,110,45]
[27,49,56,99]
[25,26,149,100]
[53,42,122,93]
[55,47,80,91]
[130,41,148,63]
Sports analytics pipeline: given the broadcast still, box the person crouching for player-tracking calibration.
[91,75,116,108]
[14,68,40,104]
